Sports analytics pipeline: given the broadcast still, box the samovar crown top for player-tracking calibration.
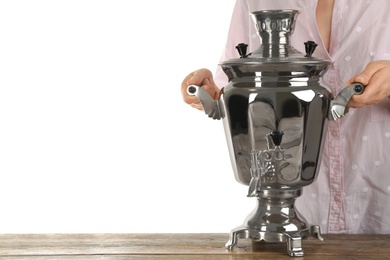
[220,9,331,71]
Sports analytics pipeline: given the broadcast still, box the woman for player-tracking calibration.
[181,0,390,234]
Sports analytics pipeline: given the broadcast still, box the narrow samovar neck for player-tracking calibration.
[250,9,300,59]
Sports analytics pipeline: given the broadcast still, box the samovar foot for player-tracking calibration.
[225,225,324,257]
[225,227,260,250]
[285,233,304,257]
[285,225,324,256]
[225,233,238,250]
[309,225,325,241]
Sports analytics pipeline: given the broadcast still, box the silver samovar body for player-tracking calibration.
[187,10,364,257]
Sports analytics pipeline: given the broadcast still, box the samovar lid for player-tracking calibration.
[219,9,332,70]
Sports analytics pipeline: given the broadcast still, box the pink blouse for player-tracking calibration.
[214,0,390,234]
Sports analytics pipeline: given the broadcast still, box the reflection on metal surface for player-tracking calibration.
[291,90,316,102]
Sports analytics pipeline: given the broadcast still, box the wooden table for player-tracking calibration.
[0,233,389,259]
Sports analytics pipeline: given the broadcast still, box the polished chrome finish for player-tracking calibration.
[224,195,324,257]
[187,9,363,257]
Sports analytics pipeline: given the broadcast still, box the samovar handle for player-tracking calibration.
[329,82,365,120]
[186,85,224,120]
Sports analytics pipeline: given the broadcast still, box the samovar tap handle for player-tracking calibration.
[186,85,224,120]
[329,82,365,120]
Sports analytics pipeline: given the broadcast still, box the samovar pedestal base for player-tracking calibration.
[225,191,324,257]
[225,225,323,257]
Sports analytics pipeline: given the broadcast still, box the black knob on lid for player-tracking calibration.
[236,43,249,58]
[304,41,318,57]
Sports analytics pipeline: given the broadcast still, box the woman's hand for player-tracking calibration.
[181,68,221,111]
[346,60,390,108]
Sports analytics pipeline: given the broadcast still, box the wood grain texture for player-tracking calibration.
[0,233,389,259]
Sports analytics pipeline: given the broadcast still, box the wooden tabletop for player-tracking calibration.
[0,233,389,259]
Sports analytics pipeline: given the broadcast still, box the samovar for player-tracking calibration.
[186,10,364,257]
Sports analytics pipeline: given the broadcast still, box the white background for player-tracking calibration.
[0,0,255,233]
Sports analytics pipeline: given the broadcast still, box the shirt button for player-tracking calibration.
[332,184,340,191]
